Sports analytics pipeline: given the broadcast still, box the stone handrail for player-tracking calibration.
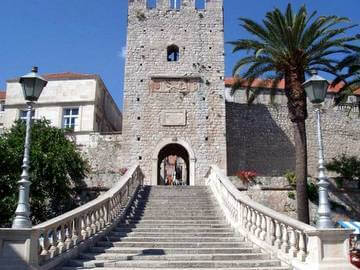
[0,163,144,270]
[206,165,356,270]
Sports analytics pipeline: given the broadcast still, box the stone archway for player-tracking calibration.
[152,138,196,186]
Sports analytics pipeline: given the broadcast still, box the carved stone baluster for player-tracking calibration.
[237,202,242,228]
[255,212,261,237]
[242,206,248,229]
[39,229,50,263]
[90,212,97,234]
[281,225,289,253]
[266,217,275,245]
[86,213,93,237]
[95,208,101,231]
[260,214,267,241]
[246,208,252,231]
[251,210,257,234]
[57,225,66,254]
[65,221,73,249]
[81,215,88,240]
[72,217,80,245]
[274,221,282,249]
[288,227,298,257]
[49,228,59,258]
[297,232,307,261]
[99,206,105,229]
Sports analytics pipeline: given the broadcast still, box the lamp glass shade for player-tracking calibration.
[303,72,329,104]
[19,68,47,102]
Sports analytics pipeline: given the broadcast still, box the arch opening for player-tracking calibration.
[157,143,189,185]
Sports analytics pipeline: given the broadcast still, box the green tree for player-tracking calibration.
[0,119,89,227]
[229,4,359,223]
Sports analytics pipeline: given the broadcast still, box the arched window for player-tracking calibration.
[195,0,205,10]
[147,0,156,9]
[167,45,179,62]
[169,0,181,10]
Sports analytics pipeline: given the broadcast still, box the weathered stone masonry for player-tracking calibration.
[122,0,227,185]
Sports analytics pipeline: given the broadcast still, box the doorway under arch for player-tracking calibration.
[151,138,196,186]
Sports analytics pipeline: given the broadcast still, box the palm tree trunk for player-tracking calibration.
[285,70,310,224]
[293,121,310,224]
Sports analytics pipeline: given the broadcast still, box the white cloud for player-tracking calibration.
[117,46,127,59]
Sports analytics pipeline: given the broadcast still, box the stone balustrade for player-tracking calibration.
[0,163,144,270]
[206,165,356,270]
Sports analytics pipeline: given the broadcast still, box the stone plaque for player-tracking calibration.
[150,77,200,93]
[161,110,187,126]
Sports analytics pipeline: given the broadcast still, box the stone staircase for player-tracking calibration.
[59,185,290,270]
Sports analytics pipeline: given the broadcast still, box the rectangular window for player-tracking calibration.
[170,0,181,10]
[147,0,156,9]
[19,109,35,121]
[195,0,205,10]
[62,108,79,131]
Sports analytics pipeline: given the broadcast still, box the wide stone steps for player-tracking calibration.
[59,185,289,270]
[88,247,261,254]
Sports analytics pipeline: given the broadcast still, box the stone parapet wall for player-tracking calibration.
[226,101,360,177]
[73,133,124,189]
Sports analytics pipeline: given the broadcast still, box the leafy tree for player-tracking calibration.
[229,4,359,223]
[326,154,360,188]
[0,119,89,227]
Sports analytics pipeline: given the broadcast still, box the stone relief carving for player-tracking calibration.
[150,77,200,93]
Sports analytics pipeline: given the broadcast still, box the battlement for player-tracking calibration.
[129,0,223,11]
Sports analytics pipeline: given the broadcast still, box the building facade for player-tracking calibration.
[121,0,227,185]
[0,91,5,134]
[3,72,122,133]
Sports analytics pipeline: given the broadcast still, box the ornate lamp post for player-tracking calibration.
[12,67,47,229]
[303,70,334,229]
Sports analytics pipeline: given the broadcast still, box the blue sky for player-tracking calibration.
[0,0,359,109]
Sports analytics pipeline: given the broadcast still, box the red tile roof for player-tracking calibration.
[42,72,98,81]
[225,77,360,95]
[0,91,6,100]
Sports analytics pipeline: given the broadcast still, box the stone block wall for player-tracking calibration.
[74,133,125,189]
[226,101,360,177]
[122,0,227,185]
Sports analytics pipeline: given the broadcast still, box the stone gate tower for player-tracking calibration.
[122,0,226,185]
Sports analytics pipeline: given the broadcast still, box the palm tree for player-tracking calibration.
[332,53,360,107]
[229,4,359,223]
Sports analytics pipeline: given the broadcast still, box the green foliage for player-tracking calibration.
[284,171,318,202]
[0,119,89,227]
[285,171,297,187]
[287,191,296,200]
[326,154,360,187]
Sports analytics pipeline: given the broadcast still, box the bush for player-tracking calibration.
[326,154,360,188]
[0,119,89,227]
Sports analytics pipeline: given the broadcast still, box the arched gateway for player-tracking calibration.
[151,138,195,186]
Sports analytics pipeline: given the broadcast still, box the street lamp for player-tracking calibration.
[303,70,334,229]
[12,67,47,229]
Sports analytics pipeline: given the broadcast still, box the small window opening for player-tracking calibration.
[136,97,140,101]
[170,0,181,10]
[137,116,141,120]
[137,136,141,141]
[195,0,205,10]
[205,137,208,141]
[139,156,142,160]
[167,45,179,62]
[147,0,157,9]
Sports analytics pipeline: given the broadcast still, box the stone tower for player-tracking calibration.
[122,0,226,185]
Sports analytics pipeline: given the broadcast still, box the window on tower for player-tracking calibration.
[167,45,179,62]
[147,0,156,9]
[169,0,181,10]
[195,0,205,10]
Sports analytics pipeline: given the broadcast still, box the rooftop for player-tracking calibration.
[224,77,360,95]
[0,91,6,100]
[7,72,98,83]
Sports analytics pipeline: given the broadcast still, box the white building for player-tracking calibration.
[3,72,122,133]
